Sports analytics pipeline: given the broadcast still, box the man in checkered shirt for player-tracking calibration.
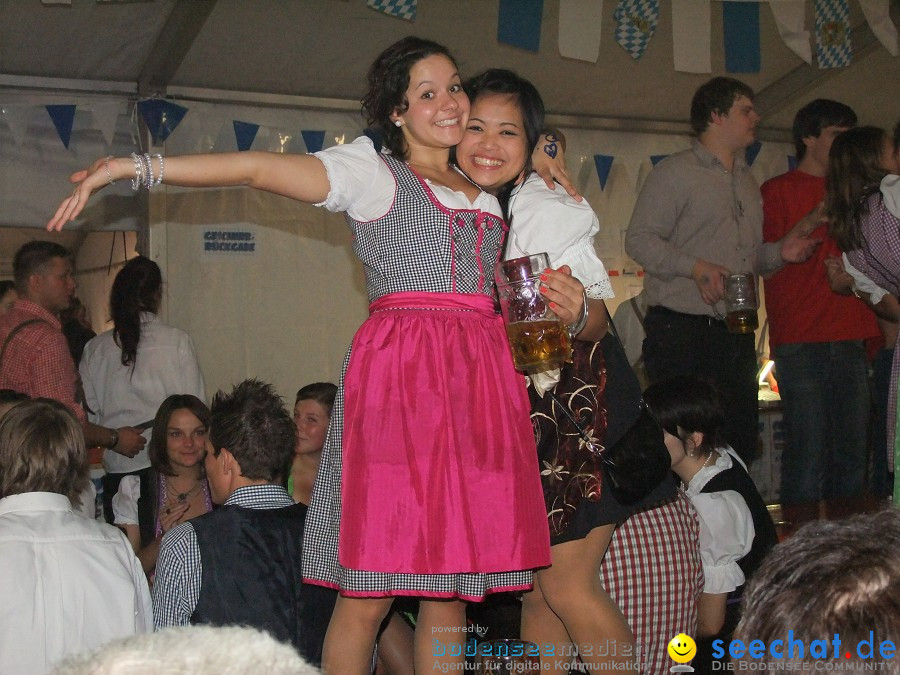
[0,240,144,458]
[152,379,334,667]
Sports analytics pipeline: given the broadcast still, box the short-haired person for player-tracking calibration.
[0,279,16,317]
[0,241,145,459]
[152,379,331,666]
[761,99,878,507]
[734,509,900,671]
[0,399,152,674]
[625,77,821,465]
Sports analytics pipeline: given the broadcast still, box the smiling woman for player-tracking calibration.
[112,394,213,577]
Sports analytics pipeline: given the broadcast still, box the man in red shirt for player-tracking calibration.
[0,241,144,456]
[761,100,879,505]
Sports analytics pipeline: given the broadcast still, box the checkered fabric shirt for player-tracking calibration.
[152,484,295,629]
[599,492,703,675]
[0,300,84,423]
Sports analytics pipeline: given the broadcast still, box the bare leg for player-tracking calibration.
[374,611,416,675]
[415,599,467,674]
[538,525,636,673]
[322,596,393,675]
[521,574,575,674]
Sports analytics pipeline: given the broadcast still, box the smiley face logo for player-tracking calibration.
[667,634,697,664]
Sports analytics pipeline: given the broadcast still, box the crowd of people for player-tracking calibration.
[0,34,897,675]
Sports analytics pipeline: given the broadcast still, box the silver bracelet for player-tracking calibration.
[154,153,164,186]
[141,153,153,190]
[130,153,143,191]
[104,156,115,185]
[568,291,589,338]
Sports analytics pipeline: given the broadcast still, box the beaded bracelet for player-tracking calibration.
[152,153,164,187]
[130,153,144,191]
[104,156,115,185]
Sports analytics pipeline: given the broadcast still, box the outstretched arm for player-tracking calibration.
[48,151,330,231]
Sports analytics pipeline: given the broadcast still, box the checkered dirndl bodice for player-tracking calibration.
[348,154,506,301]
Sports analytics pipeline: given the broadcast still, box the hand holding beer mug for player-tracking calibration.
[494,253,572,373]
[718,272,758,334]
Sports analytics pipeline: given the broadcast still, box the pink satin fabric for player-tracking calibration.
[338,291,550,575]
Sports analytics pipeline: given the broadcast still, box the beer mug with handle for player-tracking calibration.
[494,253,572,373]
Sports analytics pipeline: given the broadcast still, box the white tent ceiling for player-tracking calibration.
[2,0,898,133]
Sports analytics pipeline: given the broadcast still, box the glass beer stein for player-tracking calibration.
[722,272,758,334]
[494,253,572,373]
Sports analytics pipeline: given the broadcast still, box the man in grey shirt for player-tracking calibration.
[625,77,819,463]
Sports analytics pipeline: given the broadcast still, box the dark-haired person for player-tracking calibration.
[80,255,205,523]
[734,509,900,671]
[0,399,151,674]
[50,37,558,675]
[828,125,900,505]
[644,376,777,672]
[625,77,821,465]
[288,382,336,504]
[760,99,878,508]
[112,394,213,576]
[0,241,144,459]
[153,379,331,667]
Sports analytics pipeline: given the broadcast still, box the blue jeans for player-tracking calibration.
[775,341,869,504]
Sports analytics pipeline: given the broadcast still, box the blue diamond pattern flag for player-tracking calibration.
[815,0,852,68]
[614,0,659,60]
[301,130,325,154]
[137,99,189,145]
[594,155,614,191]
[367,0,417,21]
[46,104,76,149]
[233,121,259,151]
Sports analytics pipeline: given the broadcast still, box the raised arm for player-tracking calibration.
[47,151,331,231]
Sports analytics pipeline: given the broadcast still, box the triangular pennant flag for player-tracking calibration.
[46,104,76,149]
[672,0,711,73]
[301,130,326,154]
[366,0,417,21]
[614,0,659,60]
[137,99,189,145]
[858,0,898,57]
[745,140,763,167]
[498,0,544,52]
[768,1,812,65]
[91,101,122,147]
[559,0,603,63]
[723,2,761,73]
[233,121,260,152]
[593,154,615,191]
[650,154,668,166]
[363,128,383,153]
[1,104,36,148]
[814,0,852,69]
[788,155,798,171]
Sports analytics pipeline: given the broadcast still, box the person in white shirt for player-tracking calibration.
[79,256,205,523]
[0,398,152,675]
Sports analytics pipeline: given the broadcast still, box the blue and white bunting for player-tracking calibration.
[366,0,417,22]
[46,104,76,149]
[498,0,544,52]
[301,130,325,154]
[137,99,189,145]
[594,154,614,191]
[723,2,761,73]
[815,0,852,69]
[233,121,259,152]
[614,0,659,61]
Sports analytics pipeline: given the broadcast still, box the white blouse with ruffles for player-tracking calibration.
[314,136,500,220]
[683,446,755,595]
[505,173,614,300]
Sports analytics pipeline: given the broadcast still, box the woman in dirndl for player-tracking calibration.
[49,36,556,675]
